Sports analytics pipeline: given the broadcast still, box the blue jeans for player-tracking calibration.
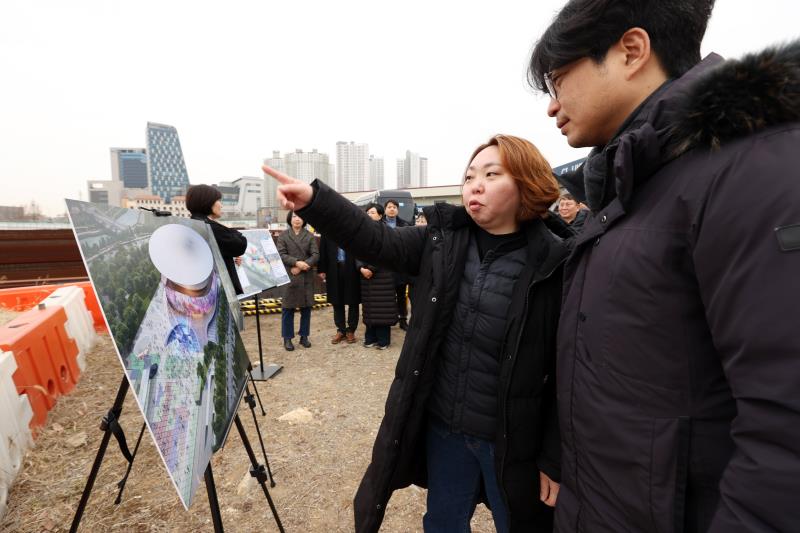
[281,307,310,339]
[424,418,509,533]
[364,325,391,347]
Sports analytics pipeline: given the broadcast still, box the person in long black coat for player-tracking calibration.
[528,2,800,530]
[382,199,411,330]
[358,203,398,349]
[318,232,361,343]
[186,184,247,295]
[264,134,571,533]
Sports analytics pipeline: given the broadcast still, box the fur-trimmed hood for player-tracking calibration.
[670,39,800,154]
[560,39,800,211]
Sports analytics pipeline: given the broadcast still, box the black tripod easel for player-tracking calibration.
[92,369,278,499]
[247,361,267,416]
[70,376,285,533]
[242,381,276,487]
[248,292,283,381]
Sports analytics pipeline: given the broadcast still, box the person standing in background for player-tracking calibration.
[556,193,587,232]
[275,211,319,351]
[383,199,411,330]
[186,184,247,295]
[358,203,397,350]
[318,234,361,344]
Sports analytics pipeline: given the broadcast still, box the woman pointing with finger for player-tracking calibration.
[264,134,571,533]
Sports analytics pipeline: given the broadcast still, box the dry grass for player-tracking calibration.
[0,308,20,328]
[2,307,495,532]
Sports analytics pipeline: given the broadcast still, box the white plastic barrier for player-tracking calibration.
[42,286,97,371]
[0,350,34,520]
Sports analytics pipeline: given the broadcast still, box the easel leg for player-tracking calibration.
[247,363,266,416]
[204,464,225,533]
[250,293,283,381]
[70,377,129,533]
[234,415,285,532]
[255,293,264,369]
[243,385,276,487]
[114,422,146,504]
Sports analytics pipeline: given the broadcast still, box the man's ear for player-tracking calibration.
[617,27,655,80]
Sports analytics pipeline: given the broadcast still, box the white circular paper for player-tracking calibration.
[148,223,213,289]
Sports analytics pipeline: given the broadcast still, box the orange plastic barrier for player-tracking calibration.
[75,281,107,332]
[0,285,61,312]
[0,281,106,332]
[0,305,81,431]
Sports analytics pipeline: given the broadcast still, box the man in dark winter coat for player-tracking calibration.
[529,1,800,531]
[383,199,412,330]
[318,233,361,343]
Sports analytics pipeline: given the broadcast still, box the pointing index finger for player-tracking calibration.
[262,164,293,184]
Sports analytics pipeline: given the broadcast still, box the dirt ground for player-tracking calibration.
[2,307,495,532]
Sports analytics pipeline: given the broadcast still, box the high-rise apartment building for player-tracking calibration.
[110,148,148,189]
[262,151,285,221]
[146,122,190,202]
[336,141,369,192]
[369,155,384,190]
[396,150,428,188]
[285,149,332,186]
[396,159,405,188]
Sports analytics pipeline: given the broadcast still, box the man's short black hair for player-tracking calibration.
[384,199,399,210]
[528,0,715,92]
[286,210,307,228]
[185,184,222,217]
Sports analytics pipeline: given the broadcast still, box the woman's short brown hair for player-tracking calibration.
[465,134,559,221]
[185,184,222,217]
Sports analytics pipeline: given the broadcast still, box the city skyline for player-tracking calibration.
[83,134,432,218]
[1,1,797,215]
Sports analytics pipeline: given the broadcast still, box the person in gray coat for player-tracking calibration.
[276,211,319,351]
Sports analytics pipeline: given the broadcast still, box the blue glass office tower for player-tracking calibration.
[146,122,190,202]
[110,148,148,188]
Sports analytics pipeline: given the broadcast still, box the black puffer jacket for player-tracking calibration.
[297,183,572,532]
[554,42,800,532]
[358,262,397,327]
[428,235,529,441]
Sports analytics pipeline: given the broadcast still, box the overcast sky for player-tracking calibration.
[1,1,797,215]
